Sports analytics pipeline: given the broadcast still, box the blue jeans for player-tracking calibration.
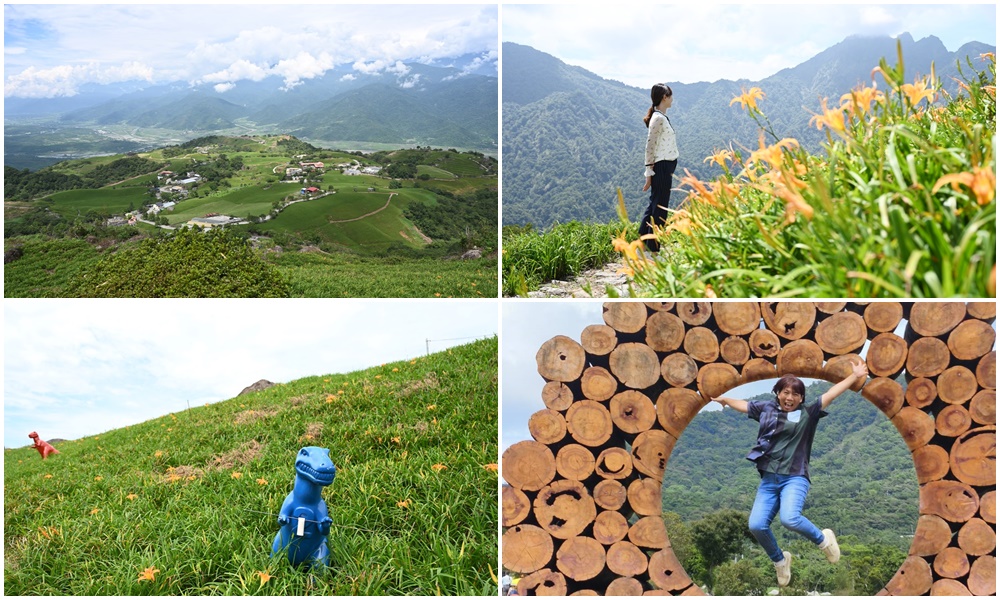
[748,473,825,562]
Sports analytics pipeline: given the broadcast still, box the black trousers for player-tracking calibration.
[639,159,677,251]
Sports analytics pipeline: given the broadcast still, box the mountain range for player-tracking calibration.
[5,54,497,168]
[502,34,995,228]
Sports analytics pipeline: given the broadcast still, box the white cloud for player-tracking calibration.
[4,61,153,98]
[213,82,235,94]
[399,74,421,89]
[340,73,356,82]
[201,59,270,84]
[4,5,497,98]
[273,51,335,90]
[353,59,411,77]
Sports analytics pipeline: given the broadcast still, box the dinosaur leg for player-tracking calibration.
[310,540,330,569]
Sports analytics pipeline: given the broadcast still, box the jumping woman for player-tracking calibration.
[640,83,678,252]
[708,359,868,587]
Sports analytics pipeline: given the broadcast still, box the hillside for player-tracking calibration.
[502,34,996,228]
[4,136,499,298]
[4,337,499,595]
[663,380,919,548]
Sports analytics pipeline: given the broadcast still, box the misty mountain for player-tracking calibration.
[502,34,995,228]
[9,59,497,154]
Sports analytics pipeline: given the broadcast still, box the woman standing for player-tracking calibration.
[708,360,868,587]
[640,83,679,252]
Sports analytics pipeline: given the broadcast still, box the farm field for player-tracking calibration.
[46,187,149,219]
[4,338,499,595]
[164,186,293,225]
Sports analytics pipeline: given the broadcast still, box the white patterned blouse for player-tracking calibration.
[643,109,679,177]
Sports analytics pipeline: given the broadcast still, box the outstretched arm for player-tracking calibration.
[820,359,868,409]
[709,395,749,414]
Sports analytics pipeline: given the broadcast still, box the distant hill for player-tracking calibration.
[5,60,497,169]
[663,380,918,547]
[502,34,996,228]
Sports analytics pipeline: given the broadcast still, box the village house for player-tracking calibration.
[187,215,240,229]
[361,166,382,175]
[300,186,321,195]
[286,167,303,177]
[299,161,325,170]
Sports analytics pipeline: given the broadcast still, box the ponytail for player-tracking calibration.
[643,106,655,128]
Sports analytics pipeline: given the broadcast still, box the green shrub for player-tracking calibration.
[72,227,290,297]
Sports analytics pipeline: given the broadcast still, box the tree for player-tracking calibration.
[712,559,770,596]
[691,509,754,581]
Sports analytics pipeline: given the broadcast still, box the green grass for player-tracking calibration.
[502,220,636,296]
[165,186,291,224]
[4,338,499,595]
[417,165,457,179]
[273,251,497,298]
[46,187,150,219]
[258,191,431,250]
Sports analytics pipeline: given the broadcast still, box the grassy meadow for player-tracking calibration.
[4,338,499,595]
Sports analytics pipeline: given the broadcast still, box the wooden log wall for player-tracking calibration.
[502,302,996,596]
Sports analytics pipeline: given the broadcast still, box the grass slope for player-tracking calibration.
[4,338,499,595]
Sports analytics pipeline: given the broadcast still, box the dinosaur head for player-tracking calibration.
[295,447,336,487]
[28,432,39,440]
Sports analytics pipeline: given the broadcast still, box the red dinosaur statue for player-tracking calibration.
[28,432,60,459]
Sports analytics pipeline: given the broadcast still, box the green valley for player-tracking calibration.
[4,135,498,298]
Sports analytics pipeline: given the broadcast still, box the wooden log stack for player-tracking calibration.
[502,302,996,596]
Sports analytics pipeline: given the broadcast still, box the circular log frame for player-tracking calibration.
[503,302,997,596]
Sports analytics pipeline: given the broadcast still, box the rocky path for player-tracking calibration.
[525,259,632,298]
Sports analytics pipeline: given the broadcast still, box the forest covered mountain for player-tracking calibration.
[5,57,497,170]
[502,34,995,228]
[664,380,918,548]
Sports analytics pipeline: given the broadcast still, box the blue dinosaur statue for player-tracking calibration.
[271,446,336,568]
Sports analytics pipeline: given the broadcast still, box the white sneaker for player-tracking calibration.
[774,551,792,587]
[819,528,840,563]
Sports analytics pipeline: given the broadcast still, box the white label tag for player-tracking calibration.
[296,517,305,536]
[787,410,802,423]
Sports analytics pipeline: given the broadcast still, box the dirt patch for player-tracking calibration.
[300,422,324,443]
[206,439,264,471]
[288,395,308,407]
[234,407,279,425]
[401,372,440,397]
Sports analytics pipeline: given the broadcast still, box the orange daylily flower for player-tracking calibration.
[900,77,936,107]
[126,493,138,500]
[138,566,160,582]
[933,166,996,206]
[256,478,268,486]
[730,86,765,111]
[231,472,242,479]
[839,84,884,117]
[94,476,103,482]
[44,474,53,479]
[90,508,100,515]
[748,136,800,171]
[704,148,733,168]
[809,99,846,133]
[426,404,436,411]
[483,463,499,472]
[397,499,411,508]
[432,463,447,472]
[257,571,274,585]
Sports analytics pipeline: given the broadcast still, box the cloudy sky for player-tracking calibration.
[4,3,498,98]
[503,4,996,86]
[4,299,498,449]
